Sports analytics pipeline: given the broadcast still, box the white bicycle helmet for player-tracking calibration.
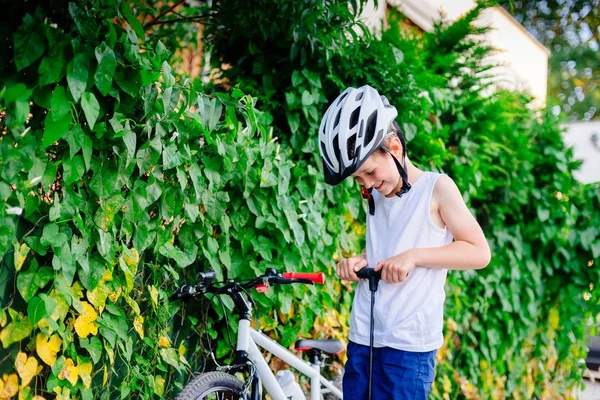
[318,86,411,213]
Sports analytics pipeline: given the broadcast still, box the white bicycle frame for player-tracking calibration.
[236,319,343,400]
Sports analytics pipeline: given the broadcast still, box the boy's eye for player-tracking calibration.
[367,170,374,176]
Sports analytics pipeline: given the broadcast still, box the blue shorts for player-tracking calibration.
[342,341,436,399]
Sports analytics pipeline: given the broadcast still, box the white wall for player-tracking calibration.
[360,0,550,105]
[563,121,600,184]
[476,7,549,106]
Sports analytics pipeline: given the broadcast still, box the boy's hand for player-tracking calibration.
[336,254,368,282]
[375,250,417,283]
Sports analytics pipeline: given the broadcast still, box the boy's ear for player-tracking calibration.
[388,136,403,154]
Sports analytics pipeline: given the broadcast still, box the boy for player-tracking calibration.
[319,85,491,399]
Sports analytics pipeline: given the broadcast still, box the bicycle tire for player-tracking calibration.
[176,371,245,400]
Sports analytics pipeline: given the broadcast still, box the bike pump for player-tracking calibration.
[356,267,381,400]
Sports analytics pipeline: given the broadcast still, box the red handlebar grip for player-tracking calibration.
[283,272,325,284]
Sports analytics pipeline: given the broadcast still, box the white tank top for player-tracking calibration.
[348,172,453,352]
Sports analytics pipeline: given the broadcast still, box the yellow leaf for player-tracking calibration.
[123,248,139,268]
[14,243,30,272]
[549,307,559,330]
[101,269,113,282]
[148,285,159,308]
[178,342,186,357]
[74,302,98,338]
[78,360,92,389]
[0,373,18,398]
[102,365,108,387]
[15,352,40,387]
[58,358,78,386]
[36,333,62,367]
[107,287,122,303]
[49,290,70,322]
[53,386,71,400]
[86,282,109,314]
[154,376,165,396]
[133,315,144,339]
[124,295,140,315]
[159,336,170,348]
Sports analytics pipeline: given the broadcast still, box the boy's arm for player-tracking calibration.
[412,175,491,270]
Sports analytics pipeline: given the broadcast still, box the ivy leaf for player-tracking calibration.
[50,85,71,121]
[94,42,117,95]
[36,333,62,366]
[69,2,96,38]
[156,40,170,61]
[301,90,313,106]
[67,53,89,103]
[15,352,41,387]
[536,207,550,223]
[3,83,33,104]
[0,318,33,348]
[143,84,158,116]
[81,92,100,130]
[17,265,53,302]
[0,374,18,398]
[65,126,84,158]
[115,67,142,97]
[121,2,145,40]
[162,144,183,170]
[43,109,72,148]
[162,86,181,116]
[41,224,67,248]
[13,14,46,70]
[39,54,65,86]
[124,126,137,166]
[63,155,85,186]
[74,302,99,338]
[27,294,56,325]
[82,135,93,171]
[80,336,103,364]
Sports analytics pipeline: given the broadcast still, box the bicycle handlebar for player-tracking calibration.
[169,268,325,301]
[282,272,325,284]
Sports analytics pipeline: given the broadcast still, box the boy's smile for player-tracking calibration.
[351,154,402,197]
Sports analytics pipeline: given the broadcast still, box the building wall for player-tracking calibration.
[360,0,550,105]
[476,7,549,106]
[563,121,600,184]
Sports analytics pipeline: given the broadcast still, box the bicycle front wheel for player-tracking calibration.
[176,371,245,400]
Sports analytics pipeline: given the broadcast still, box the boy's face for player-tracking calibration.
[351,137,404,198]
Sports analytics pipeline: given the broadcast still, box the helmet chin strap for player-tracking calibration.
[388,152,411,198]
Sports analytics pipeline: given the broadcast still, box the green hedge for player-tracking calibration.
[0,2,361,398]
[1,1,599,399]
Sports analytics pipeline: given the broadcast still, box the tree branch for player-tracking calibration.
[144,14,207,28]
[144,0,187,29]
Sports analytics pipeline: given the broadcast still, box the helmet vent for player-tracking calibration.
[332,134,341,165]
[346,134,357,160]
[364,110,378,145]
[337,91,349,105]
[333,109,342,129]
[349,107,360,129]
[320,141,333,167]
[355,92,364,101]
[358,120,364,138]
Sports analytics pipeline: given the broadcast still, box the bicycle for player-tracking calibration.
[170,267,345,400]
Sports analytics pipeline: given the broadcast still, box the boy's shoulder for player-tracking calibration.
[432,173,464,208]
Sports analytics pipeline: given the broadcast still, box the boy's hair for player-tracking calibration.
[375,122,404,156]
[349,121,404,160]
